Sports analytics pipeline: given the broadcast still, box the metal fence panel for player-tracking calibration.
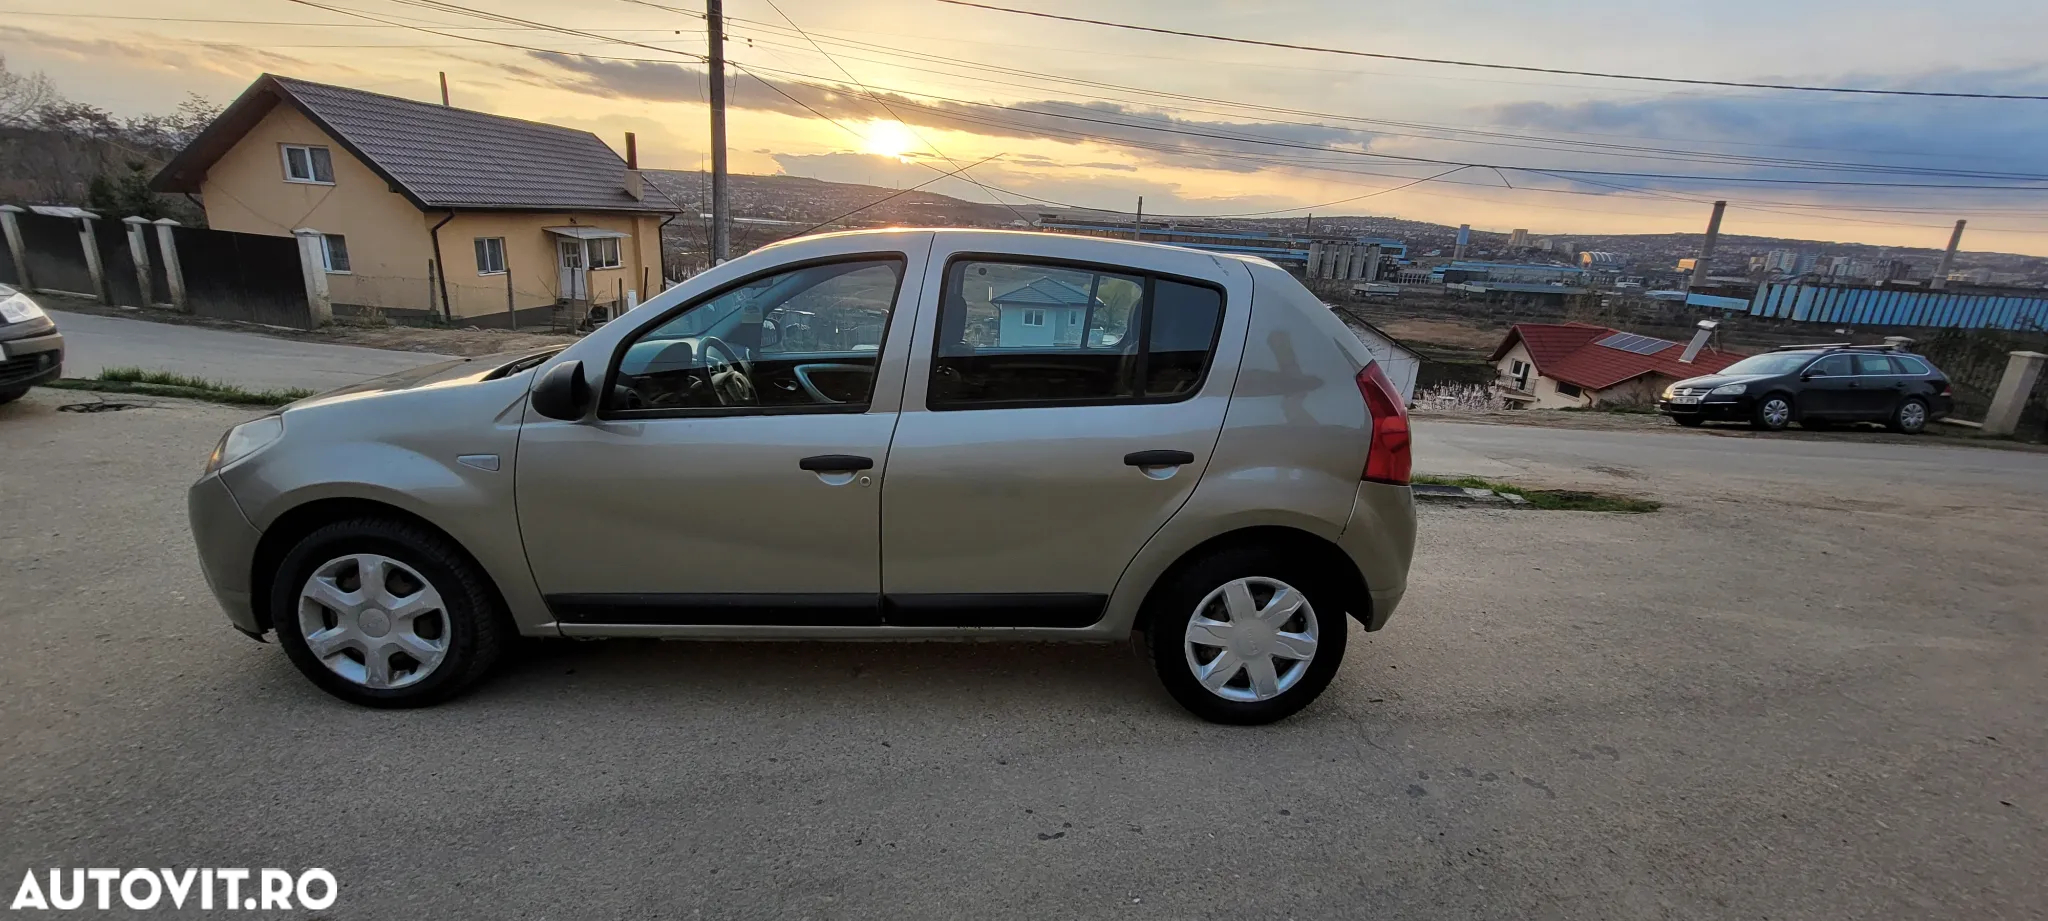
[16,211,94,296]
[172,226,312,329]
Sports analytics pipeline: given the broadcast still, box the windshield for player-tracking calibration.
[1716,352,1815,376]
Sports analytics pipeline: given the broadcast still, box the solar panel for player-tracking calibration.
[1597,332,1677,355]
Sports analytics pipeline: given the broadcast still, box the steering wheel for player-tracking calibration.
[697,335,757,406]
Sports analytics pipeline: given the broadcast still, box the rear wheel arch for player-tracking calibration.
[1135,526,1372,635]
[249,497,508,635]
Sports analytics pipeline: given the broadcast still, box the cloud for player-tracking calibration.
[768,151,1297,216]
[524,52,1375,173]
[1474,66,2048,194]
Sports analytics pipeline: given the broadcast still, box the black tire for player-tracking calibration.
[1751,393,1794,431]
[270,517,508,708]
[1672,415,1704,427]
[0,386,27,406]
[1888,397,1929,434]
[1145,545,1349,725]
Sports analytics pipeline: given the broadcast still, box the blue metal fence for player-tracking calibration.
[1745,283,2048,331]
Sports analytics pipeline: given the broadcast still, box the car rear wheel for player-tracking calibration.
[271,517,508,708]
[1889,397,1929,434]
[1146,546,1348,725]
[1752,394,1793,431]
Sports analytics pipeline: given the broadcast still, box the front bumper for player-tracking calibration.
[189,472,265,636]
[1659,395,1751,421]
[0,330,63,390]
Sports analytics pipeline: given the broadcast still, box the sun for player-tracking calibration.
[859,120,919,161]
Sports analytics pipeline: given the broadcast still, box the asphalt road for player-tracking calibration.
[47,309,450,392]
[3,392,2044,919]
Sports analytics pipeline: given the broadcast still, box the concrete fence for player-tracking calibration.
[0,203,326,329]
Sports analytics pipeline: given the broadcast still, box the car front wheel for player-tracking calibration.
[271,517,509,707]
[1752,394,1793,431]
[1147,546,1348,725]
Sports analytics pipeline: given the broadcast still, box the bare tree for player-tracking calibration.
[0,54,60,127]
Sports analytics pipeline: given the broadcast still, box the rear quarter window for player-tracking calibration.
[1894,355,1932,375]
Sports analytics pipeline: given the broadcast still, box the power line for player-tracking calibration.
[795,151,1008,233]
[935,0,2048,101]
[752,0,1032,224]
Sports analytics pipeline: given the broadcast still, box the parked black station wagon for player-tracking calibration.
[1659,344,1954,433]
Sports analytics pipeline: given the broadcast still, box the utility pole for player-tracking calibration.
[438,72,449,106]
[1931,219,1965,290]
[707,0,732,262]
[1132,196,1143,241]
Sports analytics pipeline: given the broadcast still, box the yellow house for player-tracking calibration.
[153,74,680,327]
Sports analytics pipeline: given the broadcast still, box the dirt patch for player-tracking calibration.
[41,294,581,358]
[1368,316,1506,351]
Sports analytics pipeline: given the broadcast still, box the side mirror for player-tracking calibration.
[531,359,593,420]
[760,317,782,348]
[1800,373,1814,381]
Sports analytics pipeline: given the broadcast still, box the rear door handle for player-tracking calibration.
[1125,450,1195,467]
[799,454,874,472]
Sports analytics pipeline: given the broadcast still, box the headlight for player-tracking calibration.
[1661,385,1676,399]
[1710,382,1748,396]
[0,288,45,324]
[204,415,284,474]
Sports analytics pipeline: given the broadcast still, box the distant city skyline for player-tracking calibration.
[4,0,2047,254]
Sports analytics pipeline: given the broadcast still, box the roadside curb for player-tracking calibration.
[1413,483,1528,504]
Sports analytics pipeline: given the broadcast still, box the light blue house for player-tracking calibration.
[993,277,1097,348]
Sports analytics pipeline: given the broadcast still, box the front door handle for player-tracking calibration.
[799,454,874,472]
[1125,450,1195,467]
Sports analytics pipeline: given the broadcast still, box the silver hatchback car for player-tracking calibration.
[189,230,1415,724]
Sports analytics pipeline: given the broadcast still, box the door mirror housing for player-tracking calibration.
[531,359,593,420]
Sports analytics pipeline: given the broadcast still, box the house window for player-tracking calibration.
[1511,360,1528,375]
[1068,309,1079,325]
[475,237,507,275]
[320,234,350,274]
[587,237,622,269]
[282,144,335,184]
[1021,308,1046,327]
[1555,381,1583,397]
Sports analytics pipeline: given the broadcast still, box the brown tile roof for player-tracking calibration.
[1491,322,1744,391]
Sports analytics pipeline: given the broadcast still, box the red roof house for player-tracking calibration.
[1489,322,1744,408]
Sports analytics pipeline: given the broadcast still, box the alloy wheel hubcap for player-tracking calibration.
[1183,577,1320,703]
[1764,400,1790,426]
[297,554,449,690]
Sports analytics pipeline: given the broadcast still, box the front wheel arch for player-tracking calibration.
[1135,526,1372,636]
[250,497,509,636]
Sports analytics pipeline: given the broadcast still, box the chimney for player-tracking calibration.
[1930,219,1965,290]
[622,132,644,201]
[1689,200,1725,290]
[1679,318,1719,364]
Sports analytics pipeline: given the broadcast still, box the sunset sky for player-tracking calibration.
[6,0,2048,254]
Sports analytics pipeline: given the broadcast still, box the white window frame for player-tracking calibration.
[475,237,507,276]
[1020,308,1045,327]
[587,237,622,270]
[320,234,350,274]
[281,144,335,185]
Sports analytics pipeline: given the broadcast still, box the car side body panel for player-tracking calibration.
[1097,258,1382,634]
[215,367,554,633]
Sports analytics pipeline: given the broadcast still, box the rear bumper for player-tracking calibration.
[0,330,62,390]
[189,472,264,636]
[1339,480,1415,631]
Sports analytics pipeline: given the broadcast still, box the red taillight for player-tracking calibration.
[1937,380,1953,397]
[1356,362,1411,486]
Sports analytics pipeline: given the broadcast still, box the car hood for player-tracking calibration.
[282,347,561,410]
[1672,373,1772,391]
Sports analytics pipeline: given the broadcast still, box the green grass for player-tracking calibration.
[1413,474,1661,513]
[44,367,317,407]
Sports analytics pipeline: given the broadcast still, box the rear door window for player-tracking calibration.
[928,259,1225,409]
